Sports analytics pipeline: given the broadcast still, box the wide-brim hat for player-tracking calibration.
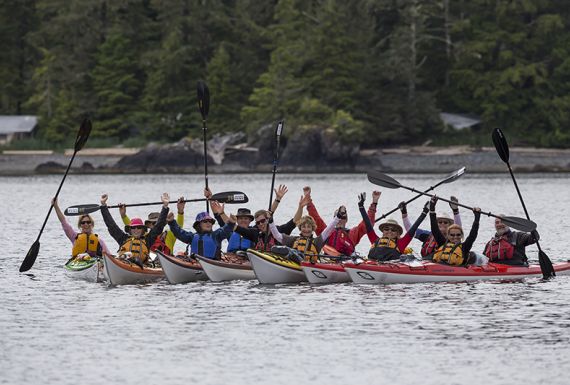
[436,212,453,225]
[235,208,254,221]
[378,218,403,235]
[193,211,216,230]
[145,212,160,226]
[125,217,148,232]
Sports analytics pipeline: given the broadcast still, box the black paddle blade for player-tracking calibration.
[64,204,101,216]
[212,191,249,204]
[492,128,510,163]
[367,171,402,189]
[74,118,92,151]
[197,81,210,120]
[275,120,284,137]
[538,250,556,279]
[500,216,536,232]
[443,166,466,184]
[20,240,40,272]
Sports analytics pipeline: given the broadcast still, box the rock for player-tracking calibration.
[35,161,66,173]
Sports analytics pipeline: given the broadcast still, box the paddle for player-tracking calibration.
[63,191,249,216]
[19,118,92,272]
[375,166,466,223]
[268,120,284,210]
[367,171,537,232]
[492,128,555,278]
[197,80,210,213]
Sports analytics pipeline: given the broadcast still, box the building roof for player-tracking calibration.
[0,116,38,135]
[440,112,481,130]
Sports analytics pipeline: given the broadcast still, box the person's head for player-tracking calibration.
[193,212,215,233]
[235,208,254,229]
[494,216,510,235]
[297,215,317,237]
[77,214,95,234]
[254,209,270,232]
[436,213,453,234]
[145,212,160,229]
[127,218,147,238]
[446,224,464,244]
[334,206,348,228]
[378,219,403,239]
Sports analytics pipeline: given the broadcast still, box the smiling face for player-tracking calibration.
[78,215,94,234]
[300,223,313,237]
[200,220,214,232]
[237,216,252,229]
[494,217,509,235]
[130,226,145,238]
[381,226,400,239]
[438,219,452,233]
[446,225,463,243]
[255,214,268,232]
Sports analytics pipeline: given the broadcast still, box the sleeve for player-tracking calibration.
[98,237,112,255]
[454,212,462,227]
[277,219,296,235]
[234,225,260,243]
[320,217,341,242]
[404,212,430,240]
[398,212,427,250]
[279,233,296,247]
[462,212,481,255]
[214,213,225,227]
[402,214,412,231]
[349,202,377,245]
[100,206,127,245]
[214,223,234,243]
[169,219,195,244]
[165,212,185,252]
[307,202,326,235]
[514,231,538,247]
[269,222,284,243]
[430,211,446,246]
[59,218,78,243]
[359,205,379,243]
[122,215,130,226]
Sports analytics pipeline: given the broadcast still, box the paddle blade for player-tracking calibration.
[500,216,536,232]
[197,81,210,120]
[443,166,466,184]
[64,204,101,216]
[275,120,284,137]
[212,191,249,204]
[74,118,92,151]
[492,128,510,163]
[538,250,556,279]
[20,241,40,272]
[367,171,402,189]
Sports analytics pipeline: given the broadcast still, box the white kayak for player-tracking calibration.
[247,249,307,284]
[103,254,164,286]
[64,257,105,283]
[196,254,256,282]
[155,250,208,284]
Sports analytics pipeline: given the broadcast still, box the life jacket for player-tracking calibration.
[292,236,319,261]
[433,242,464,266]
[150,231,171,255]
[255,231,276,252]
[368,237,401,261]
[189,233,219,259]
[119,237,150,263]
[484,235,515,261]
[228,232,254,252]
[327,228,355,255]
[72,233,101,258]
[421,234,438,258]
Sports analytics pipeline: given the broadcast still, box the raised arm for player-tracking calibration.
[270,184,288,214]
[397,203,428,250]
[296,194,311,227]
[269,221,284,243]
[100,194,127,245]
[450,196,462,227]
[167,218,195,244]
[462,209,481,255]
[52,198,77,242]
[147,193,170,241]
[429,197,446,245]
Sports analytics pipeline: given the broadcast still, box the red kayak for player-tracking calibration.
[344,260,570,284]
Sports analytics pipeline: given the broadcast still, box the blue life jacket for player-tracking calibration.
[188,233,219,259]
[227,232,253,253]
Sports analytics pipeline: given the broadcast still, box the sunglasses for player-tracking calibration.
[80,221,92,225]
[256,218,267,225]
[131,226,145,230]
[449,232,463,237]
[383,227,398,232]
[438,220,450,225]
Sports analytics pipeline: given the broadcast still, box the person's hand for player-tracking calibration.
[267,211,274,224]
[161,192,170,208]
[429,196,438,211]
[229,214,237,224]
[118,203,126,218]
[372,190,381,204]
[303,186,311,197]
[531,229,540,241]
[210,201,224,214]
[398,201,407,215]
[422,201,429,214]
[167,212,174,222]
[473,207,481,217]
[358,192,366,208]
[204,187,213,199]
[100,194,108,206]
[177,197,185,214]
[299,194,311,208]
[336,205,347,219]
[51,197,58,208]
[449,196,459,213]
[275,184,288,201]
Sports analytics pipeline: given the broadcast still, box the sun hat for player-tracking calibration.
[126,217,147,231]
[235,208,254,221]
[378,218,403,235]
[436,212,453,225]
[145,212,160,226]
[193,212,216,230]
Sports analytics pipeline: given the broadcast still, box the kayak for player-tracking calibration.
[103,254,164,286]
[247,249,307,284]
[64,257,104,283]
[301,261,350,284]
[155,251,207,284]
[196,254,256,282]
[344,260,570,284]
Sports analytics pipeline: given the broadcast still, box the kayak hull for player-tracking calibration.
[196,254,255,282]
[103,254,164,286]
[156,251,207,284]
[301,262,350,284]
[64,258,105,283]
[247,249,307,284]
[344,260,570,284]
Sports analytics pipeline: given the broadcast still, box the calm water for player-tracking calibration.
[1,173,570,385]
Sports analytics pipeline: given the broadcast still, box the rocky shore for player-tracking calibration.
[2,126,570,175]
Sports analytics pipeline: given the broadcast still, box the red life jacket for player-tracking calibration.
[255,231,276,252]
[484,235,515,261]
[421,234,438,258]
[327,228,355,255]
[150,231,171,255]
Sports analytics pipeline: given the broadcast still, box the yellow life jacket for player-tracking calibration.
[72,233,101,257]
[433,242,464,266]
[292,236,319,262]
[119,237,150,263]
[370,237,398,250]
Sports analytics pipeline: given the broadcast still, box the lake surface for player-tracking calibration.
[1,173,570,385]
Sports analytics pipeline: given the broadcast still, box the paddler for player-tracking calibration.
[482,217,539,266]
[399,196,462,260]
[303,186,381,256]
[52,197,111,260]
[429,196,481,266]
[359,193,428,261]
[100,193,170,266]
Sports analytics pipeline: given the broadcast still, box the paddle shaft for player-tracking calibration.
[202,119,209,213]
[376,180,446,222]
[268,122,283,210]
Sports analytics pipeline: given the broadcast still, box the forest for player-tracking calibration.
[2,0,570,148]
